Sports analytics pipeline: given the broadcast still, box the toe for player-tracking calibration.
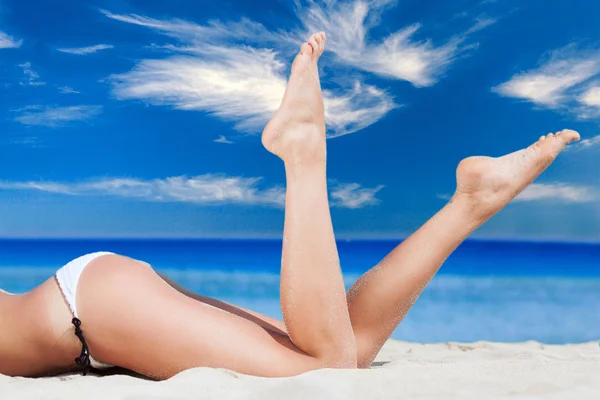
[314,33,323,49]
[316,32,326,54]
[557,129,580,144]
[539,135,546,141]
[534,129,580,157]
[308,34,319,55]
[300,42,313,56]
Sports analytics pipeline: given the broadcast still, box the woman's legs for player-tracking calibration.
[67,28,581,376]
[75,32,355,379]
[141,42,580,373]
[261,31,356,366]
[346,130,580,367]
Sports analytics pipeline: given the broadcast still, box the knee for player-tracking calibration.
[355,333,380,369]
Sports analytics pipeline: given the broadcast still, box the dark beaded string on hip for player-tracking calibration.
[71,317,91,376]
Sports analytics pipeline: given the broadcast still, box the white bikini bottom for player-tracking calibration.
[55,252,116,370]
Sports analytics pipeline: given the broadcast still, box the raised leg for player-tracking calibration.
[73,32,356,380]
[261,32,356,367]
[347,130,581,367]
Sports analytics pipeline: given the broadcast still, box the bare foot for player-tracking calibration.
[452,129,581,219]
[262,32,327,164]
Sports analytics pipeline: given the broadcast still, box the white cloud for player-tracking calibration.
[514,183,596,203]
[579,86,600,107]
[58,86,80,94]
[294,0,494,87]
[0,31,21,49]
[105,4,464,137]
[214,135,234,144]
[0,176,284,206]
[101,9,280,44]
[0,175,381,208]
[436,183,597,203]
[109,41,396,137]
[324,82,397,138]
[111,48,287,132]
[575,134,600,150]
[465,16,497,35]
[14,105,102,127]
[102,2,489,136]
[57,44,114,55]
[494,57,599,106]
[18,62,46,86]
[493,46,600,118]
[330,182,384,208]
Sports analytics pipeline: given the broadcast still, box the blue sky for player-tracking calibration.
[0,0,599,240]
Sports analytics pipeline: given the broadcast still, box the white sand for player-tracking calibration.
[3,340,600,400]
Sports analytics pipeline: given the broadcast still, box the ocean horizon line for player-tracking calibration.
[0,237,599,246]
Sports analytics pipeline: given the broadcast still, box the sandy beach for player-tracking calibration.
[3,339,599,400]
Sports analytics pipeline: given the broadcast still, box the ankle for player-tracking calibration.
[447,193,495,226]
[284,159,327,182]
[280,128,326,165]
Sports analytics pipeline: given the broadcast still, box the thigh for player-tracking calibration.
[76,254,318,379]
[157,273,289,336]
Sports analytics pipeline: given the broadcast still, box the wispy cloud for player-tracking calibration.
[108,28,396,137]
[0,175,285,206]
[100,9,279,44]
[514,183,596,203]
[111,47,289,132]
[0,31,21,49]
[8,137,40,146]
[14,105,103,127]
[58,86,80,94]
[493,45,600,118]
[465,16,497,35]
[294,0,494,87]
[574,134,600,150]
[57,44,114,55]
[0,175,382,208]
[102,2,489,136]
[18,62,46,86]
[324,82,397,138]
[579,86,600,107]
[330,181,384,208]
[436,183,597,203]
[214,135,234,144]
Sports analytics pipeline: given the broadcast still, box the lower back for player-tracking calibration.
[0,279,79,376]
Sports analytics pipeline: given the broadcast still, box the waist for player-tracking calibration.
[0,278,80,376]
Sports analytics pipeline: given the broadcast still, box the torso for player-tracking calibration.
[0,278,80,377]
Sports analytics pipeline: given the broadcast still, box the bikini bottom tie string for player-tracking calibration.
[71,317,91,376]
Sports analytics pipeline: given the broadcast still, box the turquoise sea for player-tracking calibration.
[0,239,599,344]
